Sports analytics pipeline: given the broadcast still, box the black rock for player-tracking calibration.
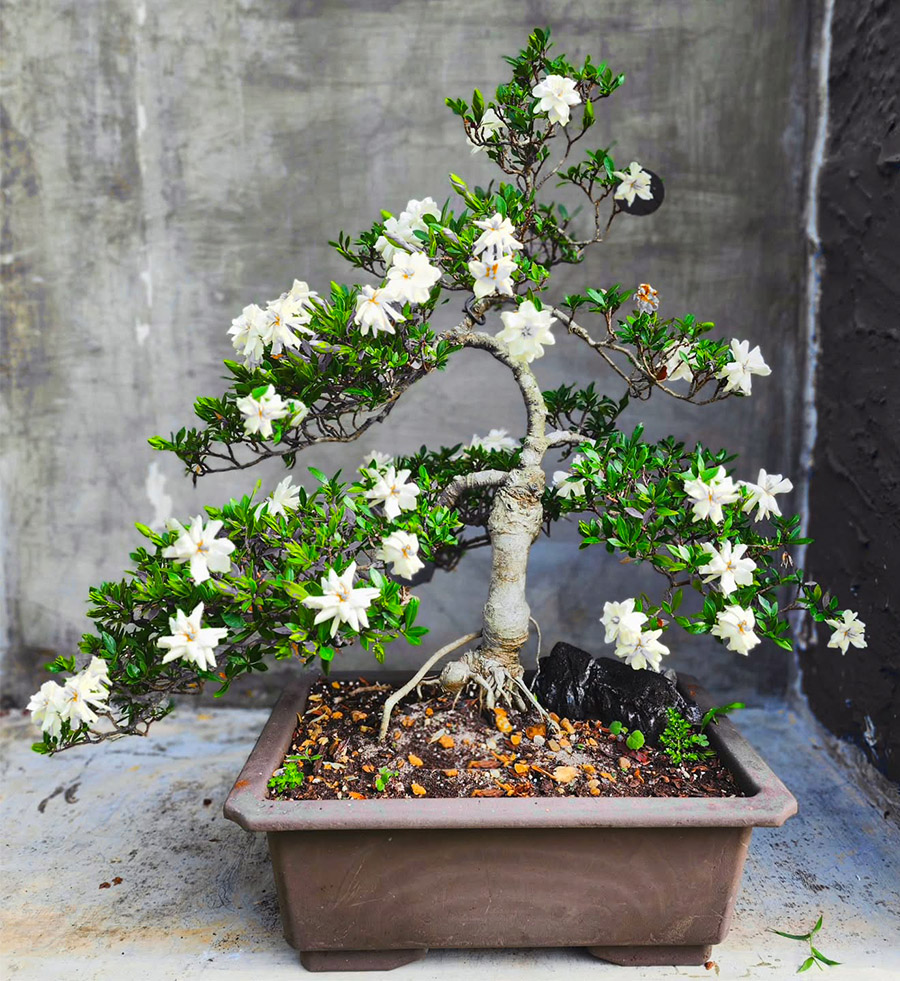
[532,641,700,742]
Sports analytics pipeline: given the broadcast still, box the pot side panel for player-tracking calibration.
[268,825,752,951]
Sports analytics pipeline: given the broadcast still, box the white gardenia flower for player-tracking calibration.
[699,541,757,596]
[471,213,524,259]
[826,610,867,655]
[375,216,420,264]
[263,294,314,355]
[235,384,291,440]
[365,466,421,520]
[531,74,581,126]
[61,671,110,728]
[469,428,518,453]
[285,279,320,315]
[497,300,556,363]
[634,283,659,314]
[553,455,587,499]
[83,655,110,690]
[683,466,741,524]
[399,196,441,231]
[468,254,517,299]
[378,530,425,580]
[157,602,228,672]
[27,680,67,739]
[601,599,648,646]
[612,162,654,207]
[467,107,505,153]
[354,284,405,336]
[302,562,381,637]
[162,515,236,584]
[711,605,761,655]
[360,449,393,474]
[718,338,771,396]
[257,475,301,519]
[662,342,696,383]
[386,251,441,305]
[615,629,670,672]
[228,303,268,367]
[740,469,794,522]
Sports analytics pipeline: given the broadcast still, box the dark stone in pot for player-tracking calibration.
[532,642,701,741]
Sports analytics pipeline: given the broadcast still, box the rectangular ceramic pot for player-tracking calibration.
[224,673,797,972]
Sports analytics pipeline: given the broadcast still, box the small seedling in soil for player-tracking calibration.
[771,914,841,972]
[268,761,306,794]
[375,766,398,792]
[608,720,646,751]
[660,708,713,766]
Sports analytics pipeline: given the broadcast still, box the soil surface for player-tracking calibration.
[267,678,744,800]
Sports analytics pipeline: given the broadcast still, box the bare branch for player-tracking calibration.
[442,469,509,507]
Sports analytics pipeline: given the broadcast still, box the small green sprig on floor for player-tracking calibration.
[660,708,712,765]
[608,720,645,751]
[771,914,841,972]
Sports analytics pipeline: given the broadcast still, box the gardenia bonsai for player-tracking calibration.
[29,28,866,756]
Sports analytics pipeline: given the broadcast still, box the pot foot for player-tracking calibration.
[300,948,428,972]
[587,944,712,966]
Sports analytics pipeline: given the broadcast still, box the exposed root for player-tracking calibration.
[378,632,481,741]
[439,651,555,726]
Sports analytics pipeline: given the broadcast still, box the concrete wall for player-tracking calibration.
[2,0,813,707]
[801,0,900,781]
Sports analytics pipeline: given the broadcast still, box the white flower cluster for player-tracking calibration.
[354,244,442,337]
[683,464,794,526]
[28,657,110,739]
[468,212,523,301]
[375,197,441,264]
[601,599,669,672]
[638,287,771,396]
[228,279,320,368]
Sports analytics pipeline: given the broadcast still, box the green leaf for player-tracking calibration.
[810,947,840,966]
[472,87,485,122]
[797,956,815,973]
[773,930,812,942]
[283,581,309,601]
[307,467,329,486]
[626,730,645,750]
[319,646,335,662]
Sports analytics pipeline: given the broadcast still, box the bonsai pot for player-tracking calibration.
[224,672,796,972]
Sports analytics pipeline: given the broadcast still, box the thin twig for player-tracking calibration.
[378,631,481,741]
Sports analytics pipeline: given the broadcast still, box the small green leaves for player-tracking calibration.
[701,702,746,731]
[771,916,840,973]
[625,730,645,750]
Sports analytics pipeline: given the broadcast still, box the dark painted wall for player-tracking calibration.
[802,0,900,780]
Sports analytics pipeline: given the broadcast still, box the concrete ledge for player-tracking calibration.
[2,701,899,979]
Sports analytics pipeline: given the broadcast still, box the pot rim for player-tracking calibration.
[223,672,797,832]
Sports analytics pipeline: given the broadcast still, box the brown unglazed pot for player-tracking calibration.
[224,673,797,972]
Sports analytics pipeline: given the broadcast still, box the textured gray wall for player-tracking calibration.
[1,0,813,706]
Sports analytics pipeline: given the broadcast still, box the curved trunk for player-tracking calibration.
[479,463,545,671]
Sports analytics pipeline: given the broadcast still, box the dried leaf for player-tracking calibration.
[438,734,455,749]
[411,783,427,797]
[513,762,530,775]
[552,766,579,784]
[525,724,546,740]
[509,733,522,746]
[408,754,424,767]
[443,768,458,777]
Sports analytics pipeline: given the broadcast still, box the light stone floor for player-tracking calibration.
[2,700,899,981]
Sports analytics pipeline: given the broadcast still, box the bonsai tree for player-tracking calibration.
[28,28,866,756]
